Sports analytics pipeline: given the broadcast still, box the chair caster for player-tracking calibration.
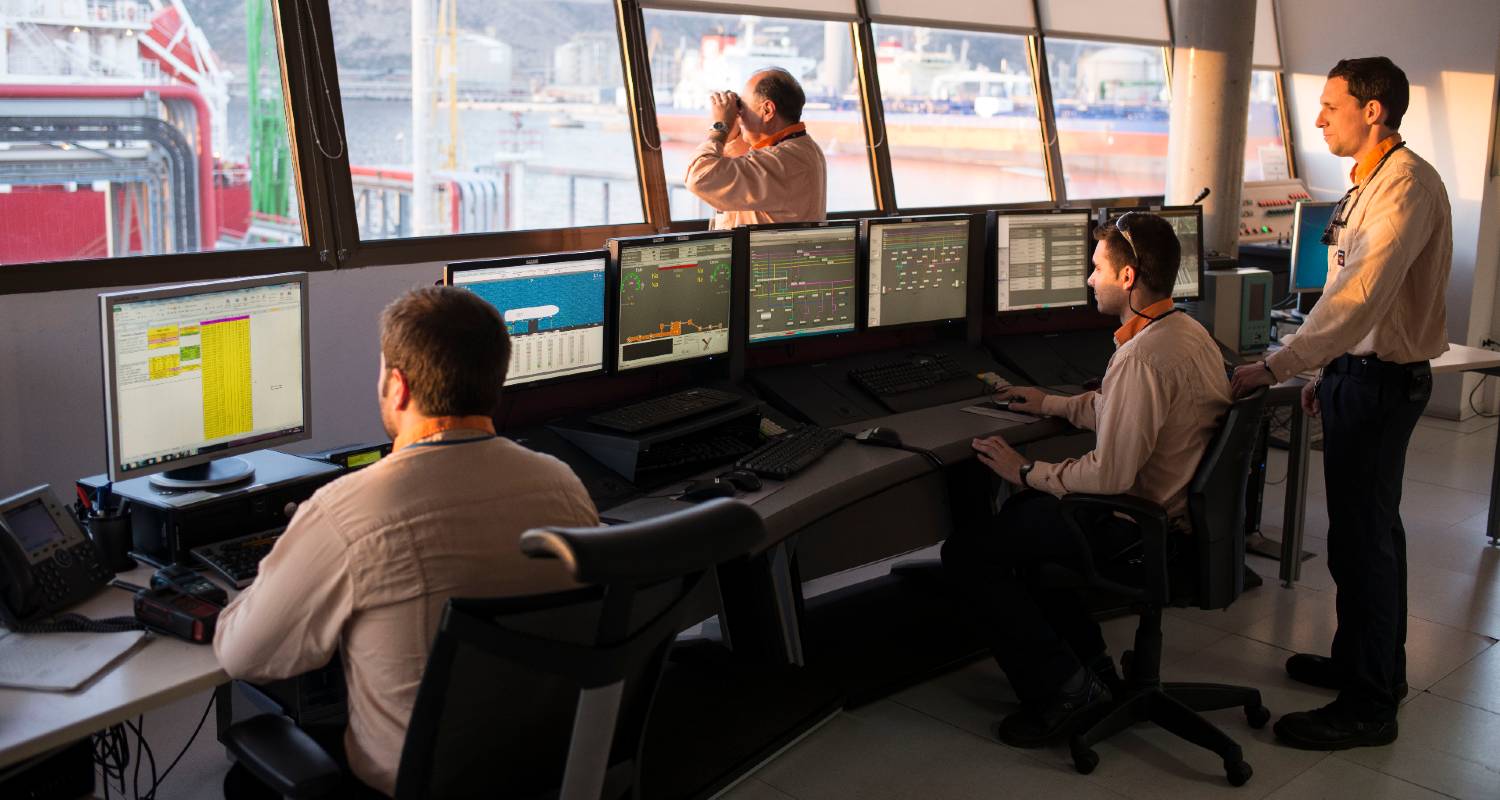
[1225,759,1253,787]
[1070,738,1099,775]
[1244,704,1271,729]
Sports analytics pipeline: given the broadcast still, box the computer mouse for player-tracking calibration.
[679,478,737,503]
[720,469,762,492]
[854,426,904,448]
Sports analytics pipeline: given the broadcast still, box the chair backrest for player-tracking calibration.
[1186,388,1267,611]
[393,499,764,800]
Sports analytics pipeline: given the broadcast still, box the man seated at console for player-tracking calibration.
[943,212,1231,747]
[214,286,599,796]
[684,67,827,229]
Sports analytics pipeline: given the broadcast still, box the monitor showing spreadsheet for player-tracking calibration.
[100,273,311,486]
[993,209,1091,313]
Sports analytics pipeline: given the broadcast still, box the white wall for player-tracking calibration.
[1276,0,1500,418]
[0,263,442,499]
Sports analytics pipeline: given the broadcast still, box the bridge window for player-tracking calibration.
[1044,37,1171,200]
[0,0,306,266]
[329,0,644,241]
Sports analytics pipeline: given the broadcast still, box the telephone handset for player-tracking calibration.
[0,485,114,628]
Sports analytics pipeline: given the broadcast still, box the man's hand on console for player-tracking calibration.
[1000,387,1047,415]
[1231,361,1276,397]
[972,435,1029,486]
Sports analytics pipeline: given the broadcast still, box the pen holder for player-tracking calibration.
[86,509,136,574]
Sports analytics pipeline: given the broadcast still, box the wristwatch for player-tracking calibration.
[1018,462,1036,489]
[710,121,729,137]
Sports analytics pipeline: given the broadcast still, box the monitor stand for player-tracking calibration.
[148,456,255,490]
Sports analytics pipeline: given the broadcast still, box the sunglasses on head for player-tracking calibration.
[1112,211,1143,264]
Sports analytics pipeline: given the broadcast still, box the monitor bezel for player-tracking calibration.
[607,230,737,374]
[988,208,1095,317]
[445,249,611,390]
[1289,201,1337,294]
[99,271,313,484]
[859,213,977,332]
[1101,204,1205,303]
[741,220,861,347]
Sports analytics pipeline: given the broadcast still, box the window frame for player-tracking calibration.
[3,0,1302,294]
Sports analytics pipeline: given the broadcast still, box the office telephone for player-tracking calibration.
[0,485,113,628]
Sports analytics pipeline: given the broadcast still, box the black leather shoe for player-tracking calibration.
[997,672,1112,749]
[1285,654,1408,699]
[1274,703,1398,751]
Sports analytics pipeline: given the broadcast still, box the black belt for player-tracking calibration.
[1325,353,1431,381]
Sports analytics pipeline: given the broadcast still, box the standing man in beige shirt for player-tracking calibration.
[943,212,1231,747]
[684,67,827,230]
[215,287,599,796]
[1232,58,1451,751]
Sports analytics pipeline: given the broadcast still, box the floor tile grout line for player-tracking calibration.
[1327,753,1467,800]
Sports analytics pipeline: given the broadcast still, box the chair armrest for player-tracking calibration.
[1059,493,1173,602]
[224,714,343,799]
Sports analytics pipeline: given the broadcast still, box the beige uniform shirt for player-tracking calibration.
[1028,311,1232,520]
[1266,145,1452,380]
[213,432,599,796]
[685,128,827,231]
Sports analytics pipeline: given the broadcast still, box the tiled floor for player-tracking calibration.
[722,417,1500,800]
[114,417,1500,799]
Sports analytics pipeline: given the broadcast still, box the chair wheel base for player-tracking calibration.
[1245,704,1271,729]
[1070,739,1099,775]
[1225,759,1253,787]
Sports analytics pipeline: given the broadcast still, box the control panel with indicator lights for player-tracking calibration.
[1238,179,1312,244]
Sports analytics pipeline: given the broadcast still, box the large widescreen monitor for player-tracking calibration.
[100,273,311,487]
[1290,201,1336,293]
[746,221,858,344]
[1103,205,1204,302]
[863,214,972,329]
[610,231,734,371]
[992,209,1092,314]
[446,251,608,387]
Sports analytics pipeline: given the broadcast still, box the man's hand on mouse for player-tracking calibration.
[998,386,1047,415]
[971,434,1030,485]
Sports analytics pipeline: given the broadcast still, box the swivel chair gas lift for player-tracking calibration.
[222,498,766,799]
[1049,389,1270,786]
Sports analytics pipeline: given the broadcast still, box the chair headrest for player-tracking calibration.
[519,498,765,586]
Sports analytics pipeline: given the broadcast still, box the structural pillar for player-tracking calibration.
[1165,0,1257,256]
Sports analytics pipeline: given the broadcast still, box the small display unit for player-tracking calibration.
[745,221,858,344]
[1102,205,1204,302]
[991,209,1092,314]
[100,273,311,488]
[609,231,735,371]
[1289,201,1336,293]
[862,214,973,329]
[446,251,608,387]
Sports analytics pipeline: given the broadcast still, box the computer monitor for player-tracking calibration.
[1290,201,1336,293]
[100,273,311,488]
[863,214,972,329]
[992,209,1092,313]
[1102,205,1204,302]
[746,221,858,344]
[610,231,734,371]
[446,251,608,387]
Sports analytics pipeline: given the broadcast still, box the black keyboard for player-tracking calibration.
[191,529,284,589]
[643,433,757,472]
[587,387,742,433]
[848,353,972,398]
[736,427,848,480]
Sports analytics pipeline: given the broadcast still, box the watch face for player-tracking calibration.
[712,122,727,132]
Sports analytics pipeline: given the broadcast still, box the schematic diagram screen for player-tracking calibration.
[995,212,1091,312]
[866,218,970,328]
[748,226,857,343]
[616,236,733,370]
[452,257,607,386]
[106,280,306,477]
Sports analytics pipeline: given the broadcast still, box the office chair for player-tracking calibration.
[1047,388,1269,786]
[222,498,766,799]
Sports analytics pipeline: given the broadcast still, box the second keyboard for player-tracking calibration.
[736,426,849,480]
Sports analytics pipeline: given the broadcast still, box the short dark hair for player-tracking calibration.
[1328,57,1409,129]
[753,68,806,124]
[1094,212,1181,297]
[380,286,510,417]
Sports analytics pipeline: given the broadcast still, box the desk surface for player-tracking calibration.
[1432,343,1500,374]
[0,566,228,769]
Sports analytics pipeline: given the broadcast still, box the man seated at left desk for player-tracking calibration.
[213,286,599,796]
